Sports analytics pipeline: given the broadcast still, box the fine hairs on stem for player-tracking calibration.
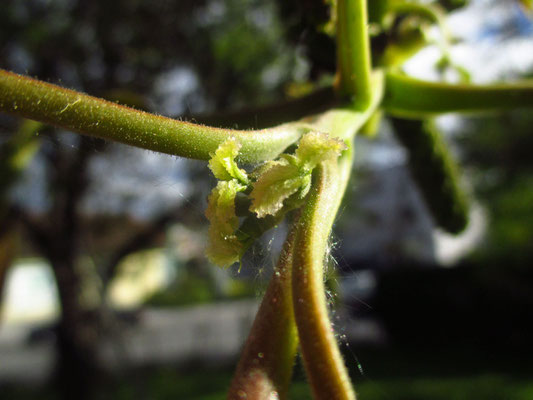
[1,1,533,399]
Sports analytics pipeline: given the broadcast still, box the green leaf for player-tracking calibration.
[208,137,248,183]
[205,180,247,267]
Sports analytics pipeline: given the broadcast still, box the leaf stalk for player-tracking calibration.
[0,69,309,164]
[336,0,373,108]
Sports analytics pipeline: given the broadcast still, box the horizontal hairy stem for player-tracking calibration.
[228,221,299,400]
[0,69,310,163]
[384,71,533,117]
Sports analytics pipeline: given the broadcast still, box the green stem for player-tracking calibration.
[228,220,299,400]
[0,69,308,164]
[311,70,385,142]
[293,156,355,400]
[289,78,361,395]
[336,0,373,108]
[384,71,533,117]
[290,85,377,400]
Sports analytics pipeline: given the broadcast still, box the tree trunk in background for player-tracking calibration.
[51,255,103,400]
[0,214,19,323]
[0,228,17,318]
[28,136,106,400]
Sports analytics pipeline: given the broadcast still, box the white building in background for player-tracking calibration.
[1,259,59,325]
[0,249,173,327]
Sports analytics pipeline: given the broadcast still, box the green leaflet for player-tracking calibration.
[250,132,346,218]
[205,180,247,268]
[208,137,248,184]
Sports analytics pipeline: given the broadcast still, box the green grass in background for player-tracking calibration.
[6,344,532,400]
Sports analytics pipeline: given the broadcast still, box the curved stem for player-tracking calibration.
[292,148,355,400]
[310,70,384,142]
[336,0,373,108]
[384,71,533,117]
[391,2,451,56]
[228,220,299,400]
[288,87,371,400]
[0,69,309,163]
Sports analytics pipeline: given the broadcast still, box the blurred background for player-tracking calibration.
[1,0,533,399]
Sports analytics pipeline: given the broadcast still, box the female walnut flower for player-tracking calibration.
[250,131,347,218]
[205,132,346,268]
